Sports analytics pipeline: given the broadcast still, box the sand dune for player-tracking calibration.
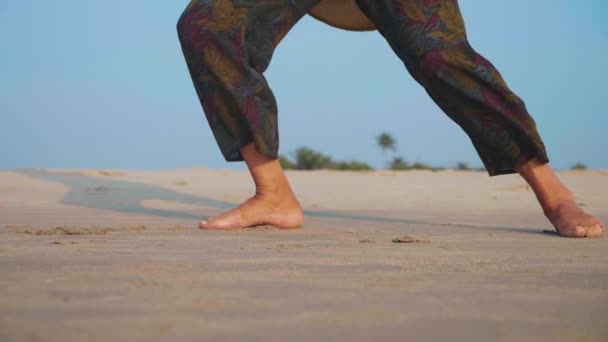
[0,168,606,341]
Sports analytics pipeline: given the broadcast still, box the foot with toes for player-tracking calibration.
[544,201,605,238]
[199,193,303,230]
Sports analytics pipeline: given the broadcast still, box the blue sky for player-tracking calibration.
[1,0,607,171]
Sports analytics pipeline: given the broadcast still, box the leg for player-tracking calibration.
[354,0,604,237]
[354,0,548,176]
[177,0,318,229]
[199,142,302,229]
[177,0,320,161]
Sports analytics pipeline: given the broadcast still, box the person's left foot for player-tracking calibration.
[199,191,303,230]
[544,200,605,238]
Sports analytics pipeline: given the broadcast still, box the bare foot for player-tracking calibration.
[517,157,605,238]
[199,192,303,230]
[199,142,302,230]
[544,201,605,238]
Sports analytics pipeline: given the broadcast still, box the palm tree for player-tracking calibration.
[376,132,396,168]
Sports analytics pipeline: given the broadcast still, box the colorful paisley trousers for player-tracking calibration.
[176,0,550,176]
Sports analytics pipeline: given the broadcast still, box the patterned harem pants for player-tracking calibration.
[176,0,550,176]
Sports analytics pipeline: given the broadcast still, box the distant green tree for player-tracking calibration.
[294,147,333,170]
[281,147,375,171]
[390,157,410,170]
[409,162,445,171]
[331,160,374,171]
[279,155,296,170]
[411,161,431,170]
[376,132,396,168]
[456,162,470,170]
[570,162,587,170]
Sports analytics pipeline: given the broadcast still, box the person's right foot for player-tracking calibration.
[544,200,605,238]
[199,192,303,230]
[516,157,605,238]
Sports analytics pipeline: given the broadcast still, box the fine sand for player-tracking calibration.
[0,168,607,341]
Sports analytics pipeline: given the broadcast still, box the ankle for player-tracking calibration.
[255,182,286,196]
[541,194,576,215]
[238,143,298,205]
[254,181,296,202]
[517,158,577,211]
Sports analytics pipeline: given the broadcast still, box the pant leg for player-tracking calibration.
[177,0,320,161]
[354,0,549,176]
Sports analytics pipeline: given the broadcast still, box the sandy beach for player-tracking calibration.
[1,168,607,341]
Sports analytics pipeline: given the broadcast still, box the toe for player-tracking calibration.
[584,217,605,237]
[199,217,241,230]
[562,225,587,238]
[587,224,604,238]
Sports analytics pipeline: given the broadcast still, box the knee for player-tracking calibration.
[416,49,445,82]
[408,42,473,84]
[176,3,225,71]
[176,5,198,42]
[176,2,190,35]
[176,2,217,44]
[399,48,447,86]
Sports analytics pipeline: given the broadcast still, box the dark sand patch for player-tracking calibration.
[5,224,147,235]
[165,224,194,232]
[78,170,126,177]
[242,225,280,232]
[86,186,112,192]
[500,184,531,192]
[392,235,431,243]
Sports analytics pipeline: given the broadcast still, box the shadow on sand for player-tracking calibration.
[15,169,548,235]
